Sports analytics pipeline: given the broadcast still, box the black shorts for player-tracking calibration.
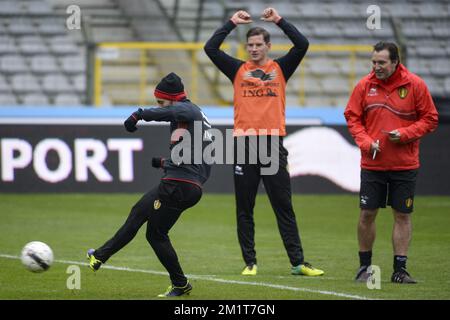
[359,169,418,214]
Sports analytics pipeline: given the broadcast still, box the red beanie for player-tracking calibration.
[154,72,186,101]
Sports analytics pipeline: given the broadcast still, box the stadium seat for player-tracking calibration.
[54,93,82,105]
[26,1,53,15]
[309,59,341,76]
[298,3,332,18]
[386,4,418,18]
[0,0,448,106]
[354,59,372,76]
[321,77,350,95]
[0,93,18,105]
[430,59,450,77]
[11,74,41,93]
[0,36,18,54]
[415,46,447,58]
[0,1,22,15]
[304,95,330,107]
[300,77,324,94]
[29,55,60,73]
[422,76,445,96]
[342,23,373,39]
[0,75,11,92]
[370,25,395,39]
[444,77,450,95]
[60,55,86,73]
[312,24,343,38]
[42,74,73,93]
[48,36,79,55]
[408,58,432,76]
[71,74,86,93]
[38,18,68,35]
[18,36,49,54]
[432,21,450,38]
[0,55,29,73]
[402,21,433,38]
[7,18,36,35]
[21,93,50,105]
[417,3,448,18]
[328,4,360,18]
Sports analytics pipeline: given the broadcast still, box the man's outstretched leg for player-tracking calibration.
[87,187,157,271]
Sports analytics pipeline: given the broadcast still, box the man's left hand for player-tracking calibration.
[261,8,282,23]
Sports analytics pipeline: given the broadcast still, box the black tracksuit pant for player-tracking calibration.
[234,136,304,267]
[93,180,202,287]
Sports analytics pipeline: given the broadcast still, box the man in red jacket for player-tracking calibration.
[344,42,438,284]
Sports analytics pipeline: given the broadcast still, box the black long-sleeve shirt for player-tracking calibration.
[140,99,212,187]
[204,18,309,83]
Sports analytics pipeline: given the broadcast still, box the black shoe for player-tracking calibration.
[355,265,370,282]
[391,268,417,284]
[158,281,192,297]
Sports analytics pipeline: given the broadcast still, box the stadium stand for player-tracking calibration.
[0,0,449,109]
[150,0,450,107]
[0,0,138,105]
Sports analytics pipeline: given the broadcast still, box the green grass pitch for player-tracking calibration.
[1,193,449,300]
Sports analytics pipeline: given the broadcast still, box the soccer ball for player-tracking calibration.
[21,241,54,273]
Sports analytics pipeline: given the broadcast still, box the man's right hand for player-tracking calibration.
[231,10,252,25]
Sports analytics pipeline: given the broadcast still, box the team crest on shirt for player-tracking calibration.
[398,87,408,99]
[405,198,413,208]
[154,199,161,210]
[245,69,277,81]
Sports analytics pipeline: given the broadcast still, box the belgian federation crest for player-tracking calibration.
[154,200,161,210]
[398,87,408,99]
[405,198,413,208]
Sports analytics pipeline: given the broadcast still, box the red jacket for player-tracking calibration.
[344,64,438,171]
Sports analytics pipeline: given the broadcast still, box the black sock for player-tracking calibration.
[394,255,407,272]
[359,251,372,267]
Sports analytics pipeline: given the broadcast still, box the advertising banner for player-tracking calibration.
[1,122,448,194]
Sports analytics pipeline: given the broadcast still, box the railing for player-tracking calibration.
[93,42,372,107]
[270,44,373,105]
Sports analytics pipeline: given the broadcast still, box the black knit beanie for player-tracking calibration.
[154,72,186,101]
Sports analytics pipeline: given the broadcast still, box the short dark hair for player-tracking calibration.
[373,41,400,63]
[246,27,271,43]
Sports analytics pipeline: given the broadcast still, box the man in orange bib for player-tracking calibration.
[205,8,324,277]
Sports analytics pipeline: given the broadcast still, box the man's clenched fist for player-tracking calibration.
[231,10,252,25]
